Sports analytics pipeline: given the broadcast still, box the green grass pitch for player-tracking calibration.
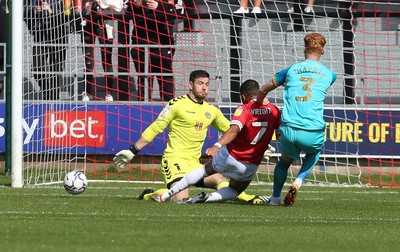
[0,177,399,252]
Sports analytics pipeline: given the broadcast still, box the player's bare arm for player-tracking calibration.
[257,80,277,104]
[205,125,240,157]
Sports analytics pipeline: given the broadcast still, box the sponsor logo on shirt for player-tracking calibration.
[234,107,243,117]
[159,106,171,119]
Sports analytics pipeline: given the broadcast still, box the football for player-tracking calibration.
[64,171,88,195]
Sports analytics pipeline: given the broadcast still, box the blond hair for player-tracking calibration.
[304,33,326,55]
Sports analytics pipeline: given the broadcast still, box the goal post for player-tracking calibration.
[8,0,400,187]
[10,0,24,188]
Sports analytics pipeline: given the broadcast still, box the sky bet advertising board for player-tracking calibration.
[0,103,399,157]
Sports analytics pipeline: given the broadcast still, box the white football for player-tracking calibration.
[64,171,88,195]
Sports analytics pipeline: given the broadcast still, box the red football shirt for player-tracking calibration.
[227,99,281,165]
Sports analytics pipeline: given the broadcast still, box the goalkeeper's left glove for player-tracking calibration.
[263,144,276,162]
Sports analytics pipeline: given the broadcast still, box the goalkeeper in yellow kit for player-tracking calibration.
[114,70,271,203]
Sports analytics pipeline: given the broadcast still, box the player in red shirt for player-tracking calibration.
[153,79,281,203]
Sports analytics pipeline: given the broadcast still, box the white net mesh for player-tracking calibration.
[16,0,400,187]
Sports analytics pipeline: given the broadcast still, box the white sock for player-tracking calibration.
[206,187,239,202]
[293,178,303,189]
[161,165,207,201]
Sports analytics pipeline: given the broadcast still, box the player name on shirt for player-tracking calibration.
[293,66,326,79]
[251,108,272,115]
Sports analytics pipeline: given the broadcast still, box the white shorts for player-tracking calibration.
[212,146,258,181]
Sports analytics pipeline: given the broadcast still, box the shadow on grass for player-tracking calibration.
[0,167,11,186]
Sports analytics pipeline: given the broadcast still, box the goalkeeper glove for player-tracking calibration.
[113,150,135,168]
[263,144,276,162]
[113,145,140,168]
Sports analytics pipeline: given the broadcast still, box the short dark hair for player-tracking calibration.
[240,79,260,97]
[189,70,210,83]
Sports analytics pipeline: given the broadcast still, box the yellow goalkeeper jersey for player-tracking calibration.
[141,95,230,158]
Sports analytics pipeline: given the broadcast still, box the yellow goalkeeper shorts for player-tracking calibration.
[160,154,203,189]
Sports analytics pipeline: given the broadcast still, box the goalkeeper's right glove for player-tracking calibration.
[113,144,140,168]
[113,150,135,168]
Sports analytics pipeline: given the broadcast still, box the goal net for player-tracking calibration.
[14,0,400,187]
